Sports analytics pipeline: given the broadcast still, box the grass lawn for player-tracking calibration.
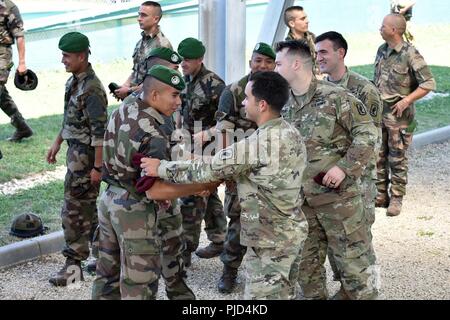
[0,105,119,183]
[350,65,450,133]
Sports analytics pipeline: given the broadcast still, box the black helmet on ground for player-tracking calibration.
[10,213,47,238]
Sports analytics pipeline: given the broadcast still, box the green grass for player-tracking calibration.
[0,104,119,183]
[350,65,450,133]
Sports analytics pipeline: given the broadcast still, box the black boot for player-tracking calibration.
[218,265,238,294]
[8,115,33,142]
[49,258,84,286]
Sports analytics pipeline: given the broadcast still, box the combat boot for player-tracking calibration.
[387,196,403,216]
[166,277,196,300]
[86,259,97,273]
[330,286,350,300]
[7,115,33,142]
[49,258,84,286]
[375,192,390,208]
[182,251,192,268]
[218,265,238,294]
[195,242,224,259]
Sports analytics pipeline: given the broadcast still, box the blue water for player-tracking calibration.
[22,11,78,20]
[17,0,450,72]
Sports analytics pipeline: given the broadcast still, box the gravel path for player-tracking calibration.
[0,141,449,300]
[0,166,65,196]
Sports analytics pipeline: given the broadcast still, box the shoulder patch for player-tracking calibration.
[356,102,367,116]
[218,147,234,160]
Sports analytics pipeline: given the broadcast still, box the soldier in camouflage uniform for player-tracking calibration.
[283,5,319,75]
[92,65,217,300]
[119,48,195,299]
[176,37,227,266]
[0,0,33,142]
[141,71,308,300]
[275,40,379,300]
[374,14,436,216]
[47,32,107,286]
[213,42,276,294]
[315,31,383,297]
[114,1,172,100]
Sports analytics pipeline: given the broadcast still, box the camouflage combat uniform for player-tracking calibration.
[158,117,308,299]
[214,74,257,269]
[130,27,172,87]
[60,64,107,262]
[179,64,227,254]
[282,78,380,300]
[0,1,28,133]
[325,68,383,281]
[92,98,193,300]
[374,41,436,198]
[285,31,319,75]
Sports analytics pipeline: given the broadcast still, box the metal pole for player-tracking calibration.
[225,0,246,83]
[198,0,226,79]
[257,0,295,46]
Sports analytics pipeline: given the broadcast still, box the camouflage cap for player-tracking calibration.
[58,32,90,53]
[147,47,182,64]
[10,213,47,238]
[177,37,206,59]
[147,65,185,91]
[253,42,276,60]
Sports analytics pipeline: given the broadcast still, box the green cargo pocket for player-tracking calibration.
[123,238,160,256]
[342,209,370,259]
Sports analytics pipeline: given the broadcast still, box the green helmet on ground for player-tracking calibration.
[9,213,47,238]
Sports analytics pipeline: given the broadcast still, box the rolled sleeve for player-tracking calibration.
[85,94,107,147]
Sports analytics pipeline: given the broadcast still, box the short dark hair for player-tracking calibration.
[315,31,348,57]
[275,39,312,60]
[248,71,289,113]
[141,1,162,17]
[284,6,304,27]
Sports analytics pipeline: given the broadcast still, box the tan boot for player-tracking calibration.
[49,258,84,286]
[195,242,224,259]
[375,192,390,208]
[7,115,33,142]
[387,196,403,216]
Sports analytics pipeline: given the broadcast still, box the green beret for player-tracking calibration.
[253,42,276,60]
[147,65,185,91]
[147,47,182,64]
[58,32,90,53]
[177,37,206,59]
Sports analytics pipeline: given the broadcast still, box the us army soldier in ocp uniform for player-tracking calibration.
[47,32,108,286]
[315,31,383,290]
[213,42,276,294]
[92,65,217,300]
[374,14,435,216]
[275,40,379,300]
[176,37,227,265]
[141,71,308,300]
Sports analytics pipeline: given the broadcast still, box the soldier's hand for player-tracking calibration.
[90,169,102,186]
[114,86,131,100]
[391,98,411,118]
[46,143,61,164]
[17,64,27,76]
[323,166,346,188]
[140,157,161,177]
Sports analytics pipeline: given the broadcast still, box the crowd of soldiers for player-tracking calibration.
[2,1,436,300]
